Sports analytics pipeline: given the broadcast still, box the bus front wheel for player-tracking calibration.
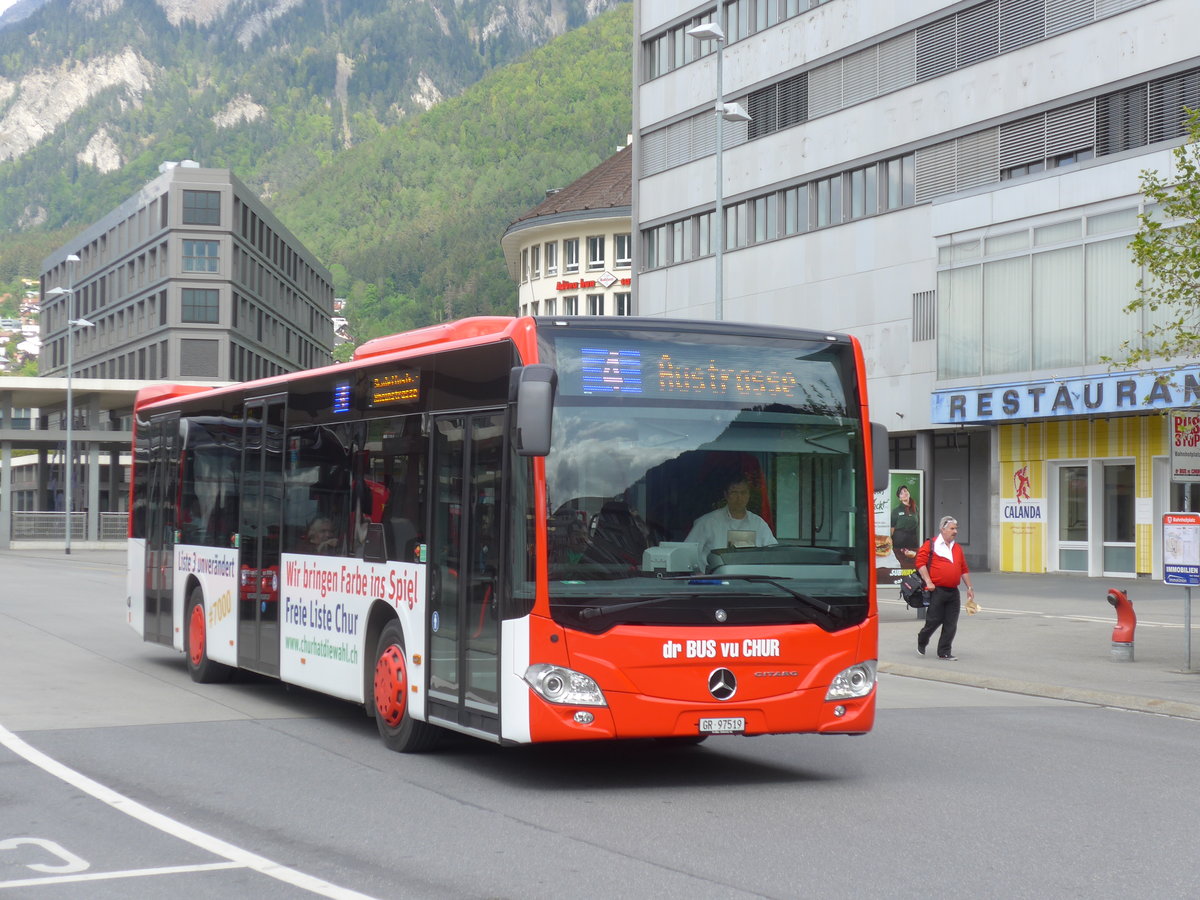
[185,587,232,684]
[372,620,439,753]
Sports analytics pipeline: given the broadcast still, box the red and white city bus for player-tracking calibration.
[127,316,887,751]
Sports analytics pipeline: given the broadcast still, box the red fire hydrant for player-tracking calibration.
[1107,588,1135,662]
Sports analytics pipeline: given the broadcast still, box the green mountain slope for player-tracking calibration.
[0,0,632,345]
[275,4,632,338]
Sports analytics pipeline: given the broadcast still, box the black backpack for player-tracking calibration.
[898,538,933,608]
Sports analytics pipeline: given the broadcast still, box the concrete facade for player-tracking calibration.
[633,0,1199,577]
[40,163,334,383]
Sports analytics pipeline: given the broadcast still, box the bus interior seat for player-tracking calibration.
[589,500,650,566]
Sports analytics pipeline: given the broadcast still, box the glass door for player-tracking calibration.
[427,412,503,737]
[143,413,179,644]
[237,396,285,676]
[1101,463,1135,576]
[1055,464,1089,572]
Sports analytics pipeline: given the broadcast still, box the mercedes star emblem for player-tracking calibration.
[708,667,737,700]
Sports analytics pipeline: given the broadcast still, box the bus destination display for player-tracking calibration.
[580,347,643,394]
[571,341,817,404]
[370,370,421,407]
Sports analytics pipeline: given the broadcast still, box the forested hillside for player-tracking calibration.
[0,0,631,340]
[277,5,633,340]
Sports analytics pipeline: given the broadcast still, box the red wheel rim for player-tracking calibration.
[188,603,206,667]
[374,643,408,727]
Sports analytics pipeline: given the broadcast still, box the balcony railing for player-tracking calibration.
[10,511,128,541]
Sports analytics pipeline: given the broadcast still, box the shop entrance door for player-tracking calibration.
[1053,464,1089,573]
[1100,462,1135,577]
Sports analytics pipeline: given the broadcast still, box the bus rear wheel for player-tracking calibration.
[372,620,439,753]
[185,587,232,684]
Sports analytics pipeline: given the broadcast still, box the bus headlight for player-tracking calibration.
[825,660,877,700]
[524,664,607,707]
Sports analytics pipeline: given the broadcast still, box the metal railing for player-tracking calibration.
[10,511,128,541]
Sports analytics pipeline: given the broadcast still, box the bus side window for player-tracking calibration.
[364,416,427,563]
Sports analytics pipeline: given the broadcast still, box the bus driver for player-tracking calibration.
[686,475,777,560]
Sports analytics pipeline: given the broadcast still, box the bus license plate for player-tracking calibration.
[699,717,745,734]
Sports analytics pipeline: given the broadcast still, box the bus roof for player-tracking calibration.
[133,316,537,414]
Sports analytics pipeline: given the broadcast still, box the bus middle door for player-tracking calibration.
[427,412,504,738]
[237,396,285,677]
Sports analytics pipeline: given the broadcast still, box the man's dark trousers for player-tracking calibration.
[918,585,961,657]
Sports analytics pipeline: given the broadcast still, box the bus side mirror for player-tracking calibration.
[870,421,889,491]
[512,364,557,457]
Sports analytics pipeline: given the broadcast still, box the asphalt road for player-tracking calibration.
[3,550,1199,898]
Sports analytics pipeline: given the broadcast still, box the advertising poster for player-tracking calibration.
[874,469,923,587]
[1169,409,1200,482]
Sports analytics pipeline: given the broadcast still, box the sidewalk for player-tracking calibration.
[879,571,1200,720]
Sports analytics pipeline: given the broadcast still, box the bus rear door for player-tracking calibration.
[427,411,504,739]
[143,412,179,645]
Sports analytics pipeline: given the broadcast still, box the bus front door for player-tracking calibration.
[143,413,179,646]
[427,412,503,738]
[237,396,285,677]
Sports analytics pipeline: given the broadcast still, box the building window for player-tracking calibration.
[181,288,219,323]
[183,239,219,273]
[562,295,578,315]
[531,244,540,279]
[614,292,632,316]
[936,213,1140,379]
[521,248,530,283]
[848,164,878,219]
[545,241,558,275]
[783,185,808,235]
[884,155,916,209]
[615,233,632,267]
[182,190,220,225]
[587,293,605,315]
[586,236,605,270]
[643,226,665,269]
[815,175,843,228]
[564,238,580,274]
[545,298,557,315]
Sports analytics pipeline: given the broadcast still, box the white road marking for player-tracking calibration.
[879,597,1184,627]
[0,723,379,899]
[0,861,241,890]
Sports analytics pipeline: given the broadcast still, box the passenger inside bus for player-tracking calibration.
[303,516,339,555]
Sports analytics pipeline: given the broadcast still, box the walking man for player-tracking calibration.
[915,515,975,660]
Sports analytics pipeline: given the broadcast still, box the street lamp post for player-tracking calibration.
[686,22,751,322]
[46,254,92,553]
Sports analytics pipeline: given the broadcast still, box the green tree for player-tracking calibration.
[1112,110,1200,373]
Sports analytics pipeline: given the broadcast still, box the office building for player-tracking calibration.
[41,162,334,383]
[634,0,1198,577]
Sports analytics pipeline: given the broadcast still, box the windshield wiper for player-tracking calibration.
[578,595,690,621]
[659,574,842,618]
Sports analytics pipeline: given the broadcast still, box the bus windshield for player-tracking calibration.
[535,323,870,633]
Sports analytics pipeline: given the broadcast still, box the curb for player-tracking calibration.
[879,661,1200,721]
